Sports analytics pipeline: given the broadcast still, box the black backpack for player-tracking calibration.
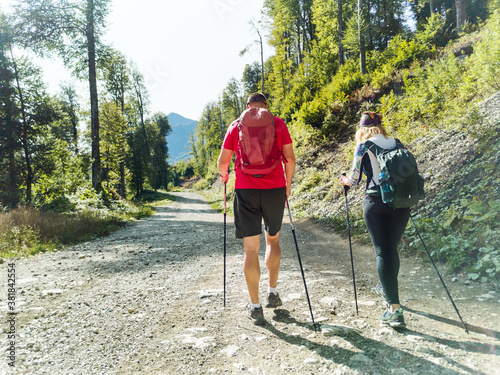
[363,139,425,209]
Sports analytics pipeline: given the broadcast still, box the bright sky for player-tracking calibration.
[0,0,273,120]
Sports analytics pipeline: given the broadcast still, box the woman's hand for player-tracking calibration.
[340,175,351,186]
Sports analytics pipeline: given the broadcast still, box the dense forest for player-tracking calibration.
[188,0,494,177]
[0,0,172,209]
[1,0,499,282]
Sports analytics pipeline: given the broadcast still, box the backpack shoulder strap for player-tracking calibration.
[359,141,378,189]
[394,138,406,149]
[361,140,384,157]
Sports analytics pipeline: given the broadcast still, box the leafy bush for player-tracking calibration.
[293,60,369,141]
[368,33,434,91]
[0,224,49,258]
[377,35,434,70]
[297,97,328,130]
[466,9,500,92]
[297,169,323,192]
[371,64,395,90]
[172,159,196,186]
[32,151,88,209]
[415,13,452,47]
[403,123,500,283]
[406,203,500,283]
[380,53,470,143]
[321,98,359,141]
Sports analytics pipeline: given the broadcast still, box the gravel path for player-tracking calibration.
[1,191,499,374]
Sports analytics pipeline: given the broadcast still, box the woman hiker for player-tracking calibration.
[339,112,409,328]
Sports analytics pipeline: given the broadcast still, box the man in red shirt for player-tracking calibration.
[217,93,296,325]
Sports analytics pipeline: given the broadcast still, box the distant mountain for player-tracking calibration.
[167,113,198,162]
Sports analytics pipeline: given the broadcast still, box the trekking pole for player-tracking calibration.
[285,198,317,332]
[409,214,469,334]
[223,182,227,307]
[342,173,359,315]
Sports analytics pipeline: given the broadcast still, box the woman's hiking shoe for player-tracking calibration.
[265,292,283,308]
[380,308,406,328]
[375,284,390,307]
[248,306,266,325]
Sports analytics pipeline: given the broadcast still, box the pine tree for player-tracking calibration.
[13,0,111,190]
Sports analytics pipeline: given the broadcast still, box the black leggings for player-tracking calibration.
[363,196,410,305]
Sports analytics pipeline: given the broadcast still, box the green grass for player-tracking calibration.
[132,189,177,206]
[0,190,174,259]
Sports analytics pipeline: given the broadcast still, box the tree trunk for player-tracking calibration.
[259,31,265,93]
[296,19,302,64]
[455,0,467,33]
[119,85,126,197]
[6,117,19,208]
[430,0,436,13]
[67,92,79,155]
[10,46,33,205]
[249,21,265,93]
[105,146,109,188]
[60,84,79,154]
[383,0,388,48]
[87,0,101,190]
[366,0,374,50]
[338,0,344,66]
[136,87,156,191]
[358,0,367,74]
[119,161,126,197]
[71,106,78,154]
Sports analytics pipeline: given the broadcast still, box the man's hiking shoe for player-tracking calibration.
[375,284,390,307]
[265,292,283,308]
[380,308,406,328]
[248,306,266,325]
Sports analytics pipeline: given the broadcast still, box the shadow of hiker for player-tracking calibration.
[262,309,468,373]
[162,193,207,205]
[398,326,500,357]
[272,309,317,330]
[404,305,500,339]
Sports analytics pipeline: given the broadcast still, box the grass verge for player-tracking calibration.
[0,190,173,259]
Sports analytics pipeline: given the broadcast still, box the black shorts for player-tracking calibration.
[233,188,286,238]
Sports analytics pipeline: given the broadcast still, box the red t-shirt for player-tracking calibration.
[222,116,293,189]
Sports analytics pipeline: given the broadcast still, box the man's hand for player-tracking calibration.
[217,148,233,184]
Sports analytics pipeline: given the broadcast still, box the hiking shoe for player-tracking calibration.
[248,306,266,325]
[380,308,406,328]
[265,292,283,308]
[375,284,390,307]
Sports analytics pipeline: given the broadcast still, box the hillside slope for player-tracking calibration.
[289,90,500,284]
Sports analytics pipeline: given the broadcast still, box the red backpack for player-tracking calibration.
[237,108,284,177]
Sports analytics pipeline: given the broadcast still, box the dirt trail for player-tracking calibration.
[1,191,499,374]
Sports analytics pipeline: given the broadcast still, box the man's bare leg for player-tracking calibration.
[265,231,281,289]
[243,235,261,304]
